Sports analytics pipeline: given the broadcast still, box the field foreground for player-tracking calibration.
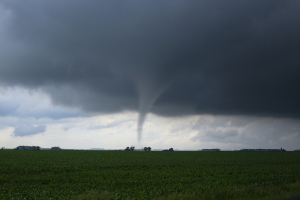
[0,151,300,200]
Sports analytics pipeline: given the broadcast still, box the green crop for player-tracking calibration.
[0,151,299,199]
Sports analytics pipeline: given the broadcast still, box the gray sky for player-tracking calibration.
[0,1,299,150]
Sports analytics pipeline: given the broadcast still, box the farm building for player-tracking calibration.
[50,146,61,150]
[201,149,221,152]
[239,148,286,152]
[15,146,40,150]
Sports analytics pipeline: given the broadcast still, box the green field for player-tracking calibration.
[0,151,300,200]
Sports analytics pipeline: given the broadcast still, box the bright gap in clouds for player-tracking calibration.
[0,87,299,150]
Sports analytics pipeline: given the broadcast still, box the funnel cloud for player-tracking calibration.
[0,1,300,141]
[136,75,172,141]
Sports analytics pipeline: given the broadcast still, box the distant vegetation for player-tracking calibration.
[14,145,40,150]
[162,148,174,152]
[125,146,135,151]
[239,148,286,152]
[0,151,300,199]
[200,148,220,152]
[143,147,151,151]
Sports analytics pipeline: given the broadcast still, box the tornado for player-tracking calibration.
[136,77,171,142]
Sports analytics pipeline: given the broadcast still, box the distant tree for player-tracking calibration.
[125,146,135,151]
[144,147,151,151]
[162,148,174,152]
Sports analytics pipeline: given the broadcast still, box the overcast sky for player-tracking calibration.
[1,1,300,150]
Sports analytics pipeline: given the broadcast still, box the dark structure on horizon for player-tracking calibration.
[14,146,40,150]
[143,147,151,151]
[239,148,286,152]
[125,146,135,151]
[50,146,61,150]
[200,149,220,152]
[163,148,174,152]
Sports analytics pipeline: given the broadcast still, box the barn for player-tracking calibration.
[15,146,40,150]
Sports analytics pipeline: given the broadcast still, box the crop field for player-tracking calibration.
[0,151,300,200]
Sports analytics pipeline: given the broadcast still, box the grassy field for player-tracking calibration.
[0,150,300,200]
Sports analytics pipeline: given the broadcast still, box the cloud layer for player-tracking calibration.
[14,124,46,137]
[2,113,299,150]
[1,1,300,119]
[1,1,300,141]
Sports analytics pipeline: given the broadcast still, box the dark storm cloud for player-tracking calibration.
[1,0,300,121]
